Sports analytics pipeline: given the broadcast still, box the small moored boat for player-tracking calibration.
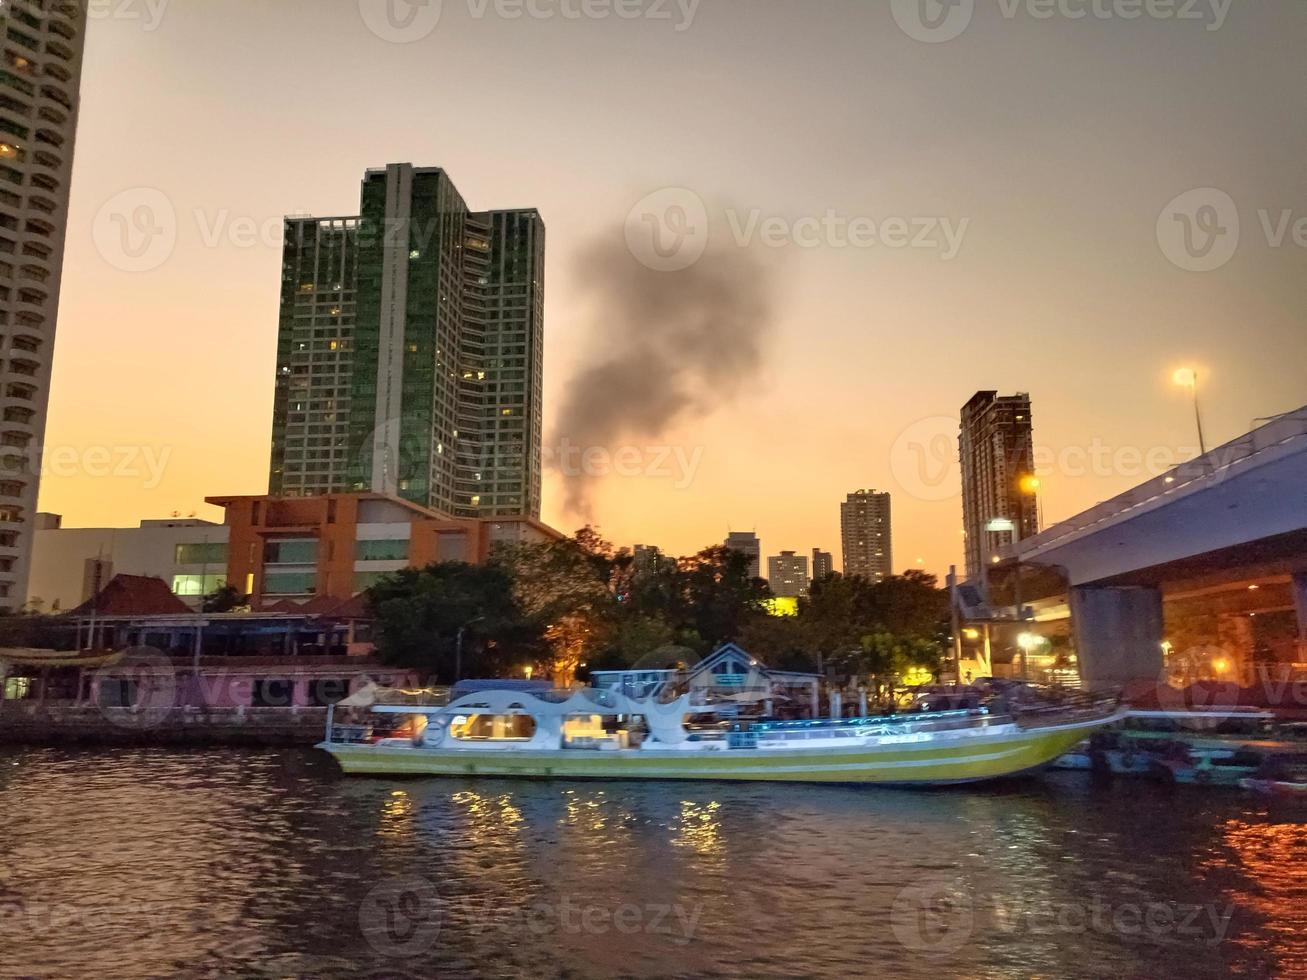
[1051,708,1307,786]
[320,685,1124,786]
[1241,754,1307,798]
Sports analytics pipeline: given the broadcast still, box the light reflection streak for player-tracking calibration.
[1205,818,1307,974]
[673,800,724,858]
[376,789,416,839]
[562,788,611,834]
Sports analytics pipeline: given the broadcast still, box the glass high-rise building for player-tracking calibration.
[841,490,893,582]
[960,390,1038,580]
[0,2,87,612]
[270,165,545,519]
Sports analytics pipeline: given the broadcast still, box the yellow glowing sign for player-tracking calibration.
[900,667,934,687]
[763,597,799,618]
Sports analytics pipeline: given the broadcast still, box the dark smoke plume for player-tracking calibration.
[551,234,778,518]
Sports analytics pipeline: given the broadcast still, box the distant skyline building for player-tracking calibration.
[812,549,834,581]
[0,2,88,612]
[841,490,893,582]
[725,531,762,580]
[632,544,669,575]
[768,551,810,597]
[269,163,545,520]
[960,391,1039,581]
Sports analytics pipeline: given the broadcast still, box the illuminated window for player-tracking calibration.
[175,542,228,565]
[450,714,536,742]
[171,573,227,597]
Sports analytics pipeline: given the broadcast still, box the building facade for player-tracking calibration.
[0,2,87,612]
[633,544,670,575]
[960,391,1039,580]
[811,549,834,581]
[29,494,562,614]
[768,551,810,597]
[28,514,230,613]
[270,164,545,520]
[841,490,893,582]
[725,531,762,580]
[207,492,561,612]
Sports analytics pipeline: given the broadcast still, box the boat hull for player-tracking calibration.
[320,717,1108,786]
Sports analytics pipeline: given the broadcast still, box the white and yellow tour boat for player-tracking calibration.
[320,685,1124,786]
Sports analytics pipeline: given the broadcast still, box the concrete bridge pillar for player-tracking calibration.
[1293,573,1307,660]
[1070,585,1165,690]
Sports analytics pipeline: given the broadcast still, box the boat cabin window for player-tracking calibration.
[449,714,536,742]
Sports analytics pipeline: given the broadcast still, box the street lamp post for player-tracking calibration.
[1173,368,1209,457]
[454,615,486,682]
[1018,632,1038,682]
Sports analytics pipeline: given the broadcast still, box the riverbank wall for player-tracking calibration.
[0,703,328,746]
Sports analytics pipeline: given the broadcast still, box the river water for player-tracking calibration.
[0,747,1302,979]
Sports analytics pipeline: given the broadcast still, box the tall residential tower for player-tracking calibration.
[725,531,762,580]
[811,549,834,581]
[841,490,893,582]
[270,164,545,519]
[0,2,87,612]
[768,551,810,597]
[960,391,1039,580]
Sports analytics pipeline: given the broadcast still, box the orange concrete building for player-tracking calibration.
[205,493,562,613]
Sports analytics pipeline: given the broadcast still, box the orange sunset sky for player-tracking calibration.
[39,0,1307,578]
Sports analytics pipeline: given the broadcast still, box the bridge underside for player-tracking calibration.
[1010,531,1307,689]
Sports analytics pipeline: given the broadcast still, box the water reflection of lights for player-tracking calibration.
[563,789,610,833]
[1206,819,1307,974]
[378,789,415,837]
[673,800,724,857]
[451,790,526,847]
[453,790,525,826]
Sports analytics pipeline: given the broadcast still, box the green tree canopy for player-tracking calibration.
[367,562,537,682]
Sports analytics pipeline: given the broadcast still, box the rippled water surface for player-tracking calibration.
[0,747,1303,978]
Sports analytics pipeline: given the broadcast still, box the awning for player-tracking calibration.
[0,648,125,669]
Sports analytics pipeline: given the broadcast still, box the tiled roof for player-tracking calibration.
[69,575,192,617]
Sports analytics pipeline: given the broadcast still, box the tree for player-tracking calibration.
[676,546,772,650]
[784,570,951,696]
[367,563,537,682]
[739,614,815,673]
[202,585,248,614]
[492,530,620,685]
[855,630,943,701]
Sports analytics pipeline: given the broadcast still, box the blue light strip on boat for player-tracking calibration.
[748,708,988,733]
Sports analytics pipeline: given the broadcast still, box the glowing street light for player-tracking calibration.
[1017,631,1040,682]
[1173,366,1209,456]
